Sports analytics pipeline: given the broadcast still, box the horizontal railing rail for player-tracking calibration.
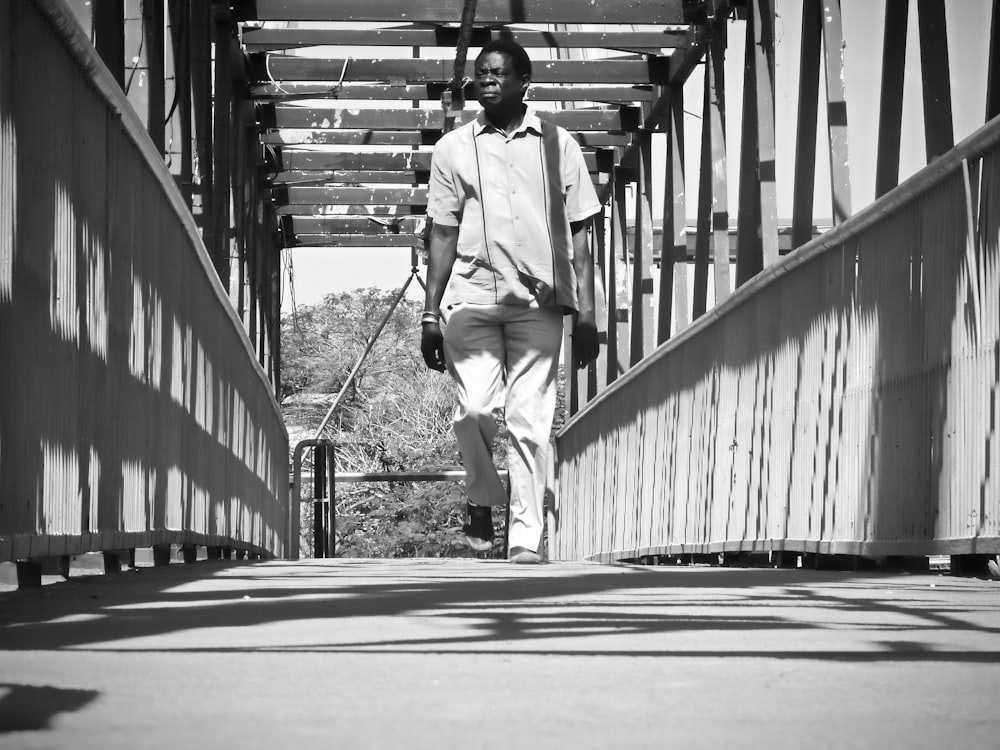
[291,438,507,558]
[553,114,1000,563]
[0,0,289,565]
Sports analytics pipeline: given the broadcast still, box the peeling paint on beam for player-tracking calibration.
[234,0,692,25]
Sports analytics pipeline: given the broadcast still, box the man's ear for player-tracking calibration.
[520,76,531,95]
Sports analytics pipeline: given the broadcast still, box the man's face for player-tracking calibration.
[474,51,528,110]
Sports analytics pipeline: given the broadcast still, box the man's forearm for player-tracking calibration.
[571,218,595,320]
[425,222,459,313]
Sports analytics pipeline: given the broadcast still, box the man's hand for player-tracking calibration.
[421,322,447,371]
[572,315,600,369]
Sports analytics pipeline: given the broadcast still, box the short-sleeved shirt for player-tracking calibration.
[426,108,601,312]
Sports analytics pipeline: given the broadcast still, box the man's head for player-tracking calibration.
[473,39,531,114]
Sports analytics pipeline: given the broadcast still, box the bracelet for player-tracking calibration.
[420,310,441,325]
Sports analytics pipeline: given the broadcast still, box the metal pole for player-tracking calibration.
[313,442,327,557]
[327,443,337,558]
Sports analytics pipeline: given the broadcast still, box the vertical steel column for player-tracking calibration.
[665,85,688,338]
[94,0,125,88]
[655,86,678,343]
[313,443,327,558]
[792,0,821,248]
[191,0,213,246]
[917,0,955,160]
[693,53,713,320]
[754,0,778,268]
[605,165,620,385]
[875,2,908,199]
[822,0,852,225]
[987,0,1000,121]
[143,0,165,156]
[212,2,233,288]
[736,11,762,286]
[631,131,655,365]
[591,207,609,397]
[708,31,731,306]
[168,0,193,205]
[327,443,337,558]
[612,168,631,375]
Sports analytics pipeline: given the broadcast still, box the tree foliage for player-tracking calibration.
[281,288,509,558]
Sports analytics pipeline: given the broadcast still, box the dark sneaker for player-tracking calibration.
[509,546,541,564]
[463,502,494,552]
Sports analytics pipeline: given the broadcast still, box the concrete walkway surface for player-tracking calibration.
[1,557,999,749]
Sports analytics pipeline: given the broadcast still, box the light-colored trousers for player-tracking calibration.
[442,303,563,553]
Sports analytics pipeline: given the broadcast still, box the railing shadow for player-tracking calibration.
[1,560,998,663]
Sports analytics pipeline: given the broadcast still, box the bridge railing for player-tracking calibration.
[552,114,1000,563]
[0,0,289,565]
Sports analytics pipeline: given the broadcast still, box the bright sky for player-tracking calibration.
[279,0,993,315]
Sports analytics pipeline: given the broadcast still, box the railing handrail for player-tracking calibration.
[560,112,1000,434]
[33,0,284,428]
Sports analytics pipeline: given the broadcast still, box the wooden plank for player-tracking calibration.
[251,82,657,103]
[242,26,692,51]
[234,0,692,25]
[875,1,908,198]
[792,0,821,248]
[250,55,669,86]
[916,0,955,160]
[260,128,628,147]
[821,0,852,225]
[272,105,642,132]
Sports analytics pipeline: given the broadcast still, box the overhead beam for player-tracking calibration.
[273,170,428,185]
[276,204,418,216]
[284,186,429,205]
[234,0,695,25]
[290,216,425,234]
[272,148,609,173]
[269,105,642,132]
[288,234,419,248]
[251,82,656,103]
[249,55,670,86]
[260,129,628,147]
[242,25,693,52]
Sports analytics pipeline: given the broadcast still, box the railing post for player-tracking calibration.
[313,442,327,558]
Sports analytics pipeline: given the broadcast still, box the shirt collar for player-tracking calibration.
[474,107,543,138]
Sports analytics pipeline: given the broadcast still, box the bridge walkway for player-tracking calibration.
[2,559,999,748]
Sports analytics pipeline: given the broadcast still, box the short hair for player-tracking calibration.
[475,39,532,79]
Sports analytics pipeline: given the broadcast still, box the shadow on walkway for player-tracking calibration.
[1,559,998,662]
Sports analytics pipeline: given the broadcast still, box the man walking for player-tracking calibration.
[420,39,601,563]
